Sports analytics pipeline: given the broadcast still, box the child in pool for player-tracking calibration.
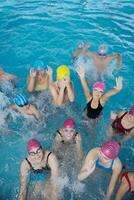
[108,106,134,143]
[49,65,75,106]
[19,139,59,200]
[78,140,122,200]
[10,94,42,121]
[27,60,52,92]
[76,66,123,130]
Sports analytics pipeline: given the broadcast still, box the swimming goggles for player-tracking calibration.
[29,148,42,156]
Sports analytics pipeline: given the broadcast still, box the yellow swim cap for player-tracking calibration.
[56,65,70,79]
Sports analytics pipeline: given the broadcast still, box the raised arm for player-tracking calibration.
[27,69,37,92]
[32,105,42,122]
[54,81,66,106]
[102,77,123,102]
[49,83,59,105]
[46,66,53,85]
[78,148,98,181]
[83,43,96,59]
[73,42,91,58]
[64,76,75,102]
[0,68,18,80]
[105,158,122,200]
[5,73,18,81]
[19,160,29,200]
[106,54,122,70]
[75,133,83,161]
[53,129,63,152]
[48,153,59,200]
[76,66,92,102]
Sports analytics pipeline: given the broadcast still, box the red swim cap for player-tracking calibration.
[63,118,76,129]
[27,139,41,152]
[101,140,120,160]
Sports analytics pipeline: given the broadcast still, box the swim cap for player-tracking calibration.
[33,60,45,69]
[14,94,28,107]
[93,82,106,92]
[98,44,108,56]
[56,65,70,79]
[100,140,120,160]
[63,118,76,129]
[27,139,41,152]
[129,106,134,117]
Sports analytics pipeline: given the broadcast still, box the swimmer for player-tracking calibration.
[82,43,122,72]
[49,65,75,106]
[0,67,18,81]
[115,168,134,200]
[19,139,59,200]
[76,66,123,122]
[108,106,134,143]
[78,140,122,200]
[27,60,52,92]
[54,118,83,160]
[10,94,42,121]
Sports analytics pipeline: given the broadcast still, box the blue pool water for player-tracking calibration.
[0,0,134,199]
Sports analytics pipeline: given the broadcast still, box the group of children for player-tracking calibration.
[0,43,134,200]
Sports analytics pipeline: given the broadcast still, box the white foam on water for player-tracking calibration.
[0,80,15,96]
[71,180,85,194]
[72,54,119,82]
[0,91,10,109]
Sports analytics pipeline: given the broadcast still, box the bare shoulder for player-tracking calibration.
[45,150,56,160]
[20,159,30,172]
[46,151,58,167]
[113,157,122,171]
[86,147,99,159]
[55,130,62,141]
[118,111,126,117]
[76,132,81,137]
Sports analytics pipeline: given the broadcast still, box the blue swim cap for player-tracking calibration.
[14,94,28,107]
[33,60,45,69]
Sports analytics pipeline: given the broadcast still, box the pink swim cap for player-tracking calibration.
[93,82,106,92]
[129,106,134,117]
[63,118,76,129]
[100,140,120,160]
[27,139,41,152]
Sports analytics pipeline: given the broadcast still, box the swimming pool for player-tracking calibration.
[0,0,134,199]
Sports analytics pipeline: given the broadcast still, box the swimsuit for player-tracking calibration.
[112,112,134,135]
[120,172,133,192]
[57,130,78,144]
[25,152,52,182]
[34,78,48,91]
[96,158,114,172]
[86,98,103,119]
